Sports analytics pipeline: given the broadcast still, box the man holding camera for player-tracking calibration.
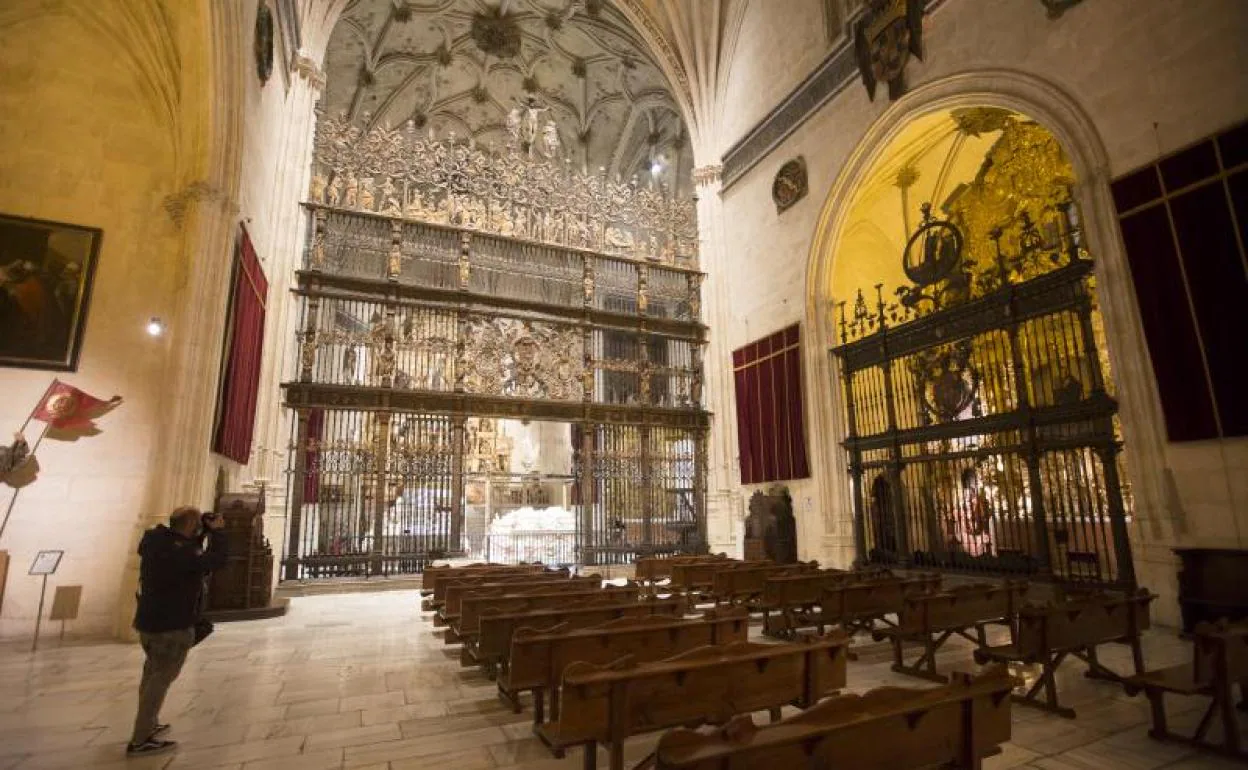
[127,506,227,756]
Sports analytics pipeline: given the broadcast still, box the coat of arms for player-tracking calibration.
[853,0,925,102]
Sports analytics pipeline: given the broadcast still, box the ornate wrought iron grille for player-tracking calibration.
[831,198,1135,588]
[283,194,708,579]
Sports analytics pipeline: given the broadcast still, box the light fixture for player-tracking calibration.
[650,161,663,175]
[146,317,165,337]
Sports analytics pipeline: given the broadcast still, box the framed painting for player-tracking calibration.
[0,213,102,371]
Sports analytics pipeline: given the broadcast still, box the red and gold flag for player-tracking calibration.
[30,380,123,436]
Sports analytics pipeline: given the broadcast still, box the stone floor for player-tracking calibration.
[0,591,1244,769]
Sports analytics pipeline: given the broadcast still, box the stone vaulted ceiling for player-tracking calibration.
[322,0,692,194]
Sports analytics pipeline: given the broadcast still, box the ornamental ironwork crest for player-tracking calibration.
[772,157,808,214]
[853,0,924,102]
[458,317,583,401]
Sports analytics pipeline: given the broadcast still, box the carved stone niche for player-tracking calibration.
[744,488,798,564]
[204,492,289,621]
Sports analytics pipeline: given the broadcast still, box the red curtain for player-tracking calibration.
[212,225,268,464]
[732,324,809,484]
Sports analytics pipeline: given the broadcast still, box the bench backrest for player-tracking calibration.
[1193,620,1248,688]
[762,569,891,608]
[432,564,552,601]
[553,633,850,745]
[506,608,750,694]
[822,575,942,624]
[712,563,818,601]
[652,667,1014,770]
[635,554,731,583]
[460,585,640,636]
[897,582,1029,635]
[670,560,771,590]
[443,572,585,616]
[1014,590,1153,657]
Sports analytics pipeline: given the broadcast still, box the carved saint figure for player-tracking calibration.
[541,120,560,158]
[309,174,327,203]
[605,226,634,253]
[358,177,376,211]
[327,174,344,206]
[403,188,425,218]
[380,177,401,215]
[506,108,522,146]
[342,345,358,384]
[343,174,359,208]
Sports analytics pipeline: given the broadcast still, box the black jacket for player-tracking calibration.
[133,525,227,633]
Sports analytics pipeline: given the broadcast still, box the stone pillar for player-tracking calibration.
[244,53,327,561]
[693,164,743,557]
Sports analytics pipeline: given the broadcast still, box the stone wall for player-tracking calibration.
[715,0,1248,625]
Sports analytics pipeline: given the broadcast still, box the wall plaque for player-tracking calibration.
[772,157,809,214]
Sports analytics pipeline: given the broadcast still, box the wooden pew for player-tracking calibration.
[536,633,850,770]
[796,574,942,639]
[635,554,730,595]
[1124,619,1248,760]
[504,607,749,720]
[647,666,1015,770]
[875,581,1028,682]
[452,584,640,646]
[669,560,767,599]
[469,594,689,678]
[975,590,1153,717]
[760,568,897,638]
[710,562,819,609]
[437,570,582,626]
[423,564,551,612]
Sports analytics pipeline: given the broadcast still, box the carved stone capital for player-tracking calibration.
[693,164,723,188]
[292,51,327,91]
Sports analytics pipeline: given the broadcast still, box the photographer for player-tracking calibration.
[127,506,227,756]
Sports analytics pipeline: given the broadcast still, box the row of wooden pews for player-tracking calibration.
[420,560,1022,770]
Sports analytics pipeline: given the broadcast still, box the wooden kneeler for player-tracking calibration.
[975,589,1153,718]
[1124,619,1248,760]
[876,582,1027,683]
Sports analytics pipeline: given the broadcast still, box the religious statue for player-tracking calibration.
[380,177,401,215]
[403,188,425,218]
[326,174,344,206]
[541,120,561,159]
[309,174,327,203]
[605,226,634,253]
[0,432,30,488]
[358,177,376,212]
[506,108,522,146]
[512,96,550,158]
[342,345,358,384]
[343,174,359,209]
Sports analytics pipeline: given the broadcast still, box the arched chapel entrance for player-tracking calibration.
[807,91,1155,590]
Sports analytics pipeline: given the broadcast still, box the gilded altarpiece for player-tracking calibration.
[832,111,1135,588]
[282,118,709,579]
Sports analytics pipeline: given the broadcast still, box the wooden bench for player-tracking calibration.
[799,574,942,639]
[503,607,749,720]
[635,554,730,594]
[670,560,769,600]
[423,564,553,613]
[469,594,688,678]
[975,589,1153,717]
[437,571,585,626]
[647,666,1015,770]
[1124,619,1248,760]
[535,632,850,770]
[452,584,640,646]
[710,562,819,609]
[760,568,897,638]
[875,581,1028,682]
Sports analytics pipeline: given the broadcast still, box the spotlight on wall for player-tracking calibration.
[146,317,165,337]
[650,161,663,175]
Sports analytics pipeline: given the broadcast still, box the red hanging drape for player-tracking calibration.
[212,225,268,464]
[732,324,809,484]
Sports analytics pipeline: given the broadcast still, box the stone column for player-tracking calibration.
[244,53,327,563]
[693,164,744,556]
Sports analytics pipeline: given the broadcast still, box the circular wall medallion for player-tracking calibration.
[772,157,808,214]
[254,2,275,85]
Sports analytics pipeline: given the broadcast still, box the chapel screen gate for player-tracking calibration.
[832,199,1135,588]
[280,120,709,580]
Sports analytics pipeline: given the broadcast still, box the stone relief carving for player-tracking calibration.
[457,317,584,401]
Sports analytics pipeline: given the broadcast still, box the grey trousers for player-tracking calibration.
[131,628,194,744]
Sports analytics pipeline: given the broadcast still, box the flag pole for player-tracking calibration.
[16,379,58,438]
[0,422,51,543]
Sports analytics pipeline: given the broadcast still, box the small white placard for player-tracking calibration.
[28,550,63,576]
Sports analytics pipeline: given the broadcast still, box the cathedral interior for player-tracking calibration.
[0,0,1246,768]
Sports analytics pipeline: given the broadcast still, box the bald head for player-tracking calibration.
[169,506,201,537]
